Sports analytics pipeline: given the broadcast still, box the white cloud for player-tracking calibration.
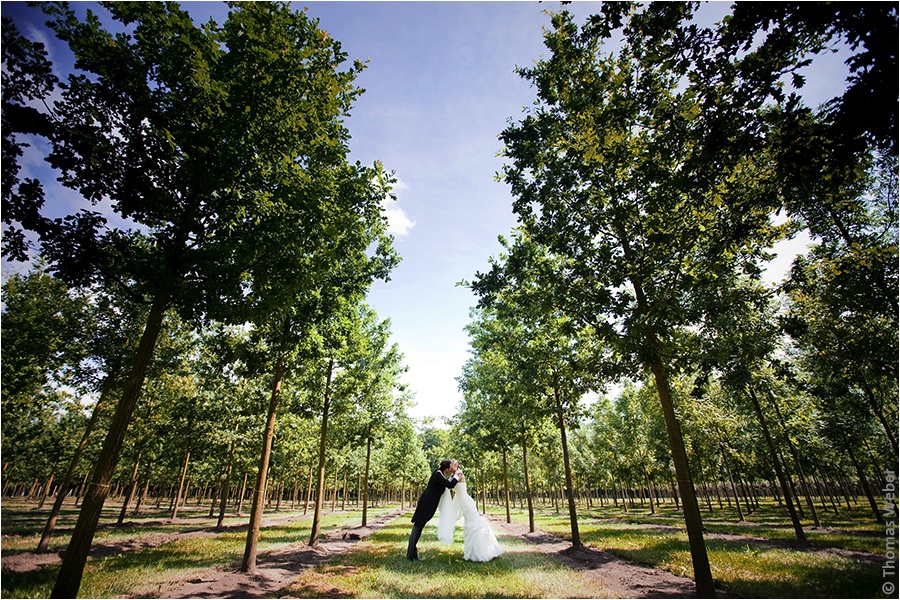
[381,179,415,236]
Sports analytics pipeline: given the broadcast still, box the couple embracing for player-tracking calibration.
[406,459,503,562]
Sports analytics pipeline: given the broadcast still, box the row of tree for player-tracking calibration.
[1,267,430,534]
[1,3,429,598]
[455,3,896,598]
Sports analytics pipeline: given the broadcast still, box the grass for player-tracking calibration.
[1,497,401,599]
[504,496,894,599]
[2,494,895,598]
[282,516,617,599]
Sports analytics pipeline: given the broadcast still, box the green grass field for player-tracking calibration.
[1,495,895,598]
[504,497,893,598]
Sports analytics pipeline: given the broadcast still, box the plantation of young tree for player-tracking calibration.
[2,2,896,599]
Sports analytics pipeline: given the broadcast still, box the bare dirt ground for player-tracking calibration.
[150,510,723,599]
[1,511,307,575]
[4,507,716,599]
[11,507,879,598]
[488,515,706,599]
[150,509,405,599]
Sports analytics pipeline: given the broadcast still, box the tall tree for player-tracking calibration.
[0,3,399,596]
[490,6,800,593]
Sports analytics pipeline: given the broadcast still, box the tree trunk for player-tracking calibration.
[171,450,191,520]
[768,394,820,527]
[304,464,313,515]
[720,445,744,522]
[502,448,511,524]
[860,374,899,457]
[241,354,286,572]
[37,474,54,509]
[50,261,174,599]
[133,478,149,516]
[217,438,236,530]
[621,228,714,596]
[554,386,581,548]
[847,442,884,524]
[117,452,141,525]
[647,346,715,596]
[38,374,116,553]
[331,468,339,512]
[237,472,248,516]
[308,359,334,547]
[362,435,372,526]
[747,384,807,543]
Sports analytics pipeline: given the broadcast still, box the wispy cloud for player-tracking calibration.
[382,179,415,236]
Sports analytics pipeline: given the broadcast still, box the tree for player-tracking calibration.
[337,308,409,526]
[1,3,399,595]
[459,304,555,531]
[469,234,604,547]
[490,6,803,593]
[1,18,56,261]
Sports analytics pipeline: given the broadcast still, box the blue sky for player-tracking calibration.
[3,1,848,423]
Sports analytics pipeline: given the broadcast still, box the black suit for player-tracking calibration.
[407,469,458,559]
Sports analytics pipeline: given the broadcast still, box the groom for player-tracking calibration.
[407,459,461,560]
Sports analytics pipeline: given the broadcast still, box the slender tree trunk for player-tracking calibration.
[860,375,899,457]
[647,349,714,595]
[133,478,149,516]
[309,359,334,547]
[117,452,141,525]
[51,261,174,599]
[304,464,313,515]
[620,227,714,596]
[747,384,806,543]
[208,486,219,518]
[554,386,581,548]
[171,450,191,520]
[847,442,884,524]
[331,468,338,512]
[37,474,54,509]
[38,374,115,553]
[362,435,372,526]
[217,438,236,530]
[520,433,535,532]
[720,445,744,522]
[502,448,511,524]
[237,472,248,516]
[342,468,347,511]
[645,469,655,515]
[769,395,820,527]
[241,354,286,572]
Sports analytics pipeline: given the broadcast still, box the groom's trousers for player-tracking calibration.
[407,523,424,560]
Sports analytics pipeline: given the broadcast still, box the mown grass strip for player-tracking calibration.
[1,505,399,599]
[504,500,891,598]
[282,514,618,599]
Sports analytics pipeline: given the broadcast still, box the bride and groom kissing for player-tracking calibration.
[406,459,503,562]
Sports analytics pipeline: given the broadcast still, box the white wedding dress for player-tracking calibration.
[437,476,503,562]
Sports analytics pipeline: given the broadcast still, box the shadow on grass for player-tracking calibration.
[0,564,60,599]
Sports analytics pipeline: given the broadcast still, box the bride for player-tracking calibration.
[437,468,503,562]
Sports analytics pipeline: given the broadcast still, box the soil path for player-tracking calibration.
[154,510,709,599]
[1,511,312,575]
[6,507,881,598]
[488,515,706,599]
[149,508,405,599]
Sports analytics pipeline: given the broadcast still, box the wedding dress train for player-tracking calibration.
[438,478,503,562]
